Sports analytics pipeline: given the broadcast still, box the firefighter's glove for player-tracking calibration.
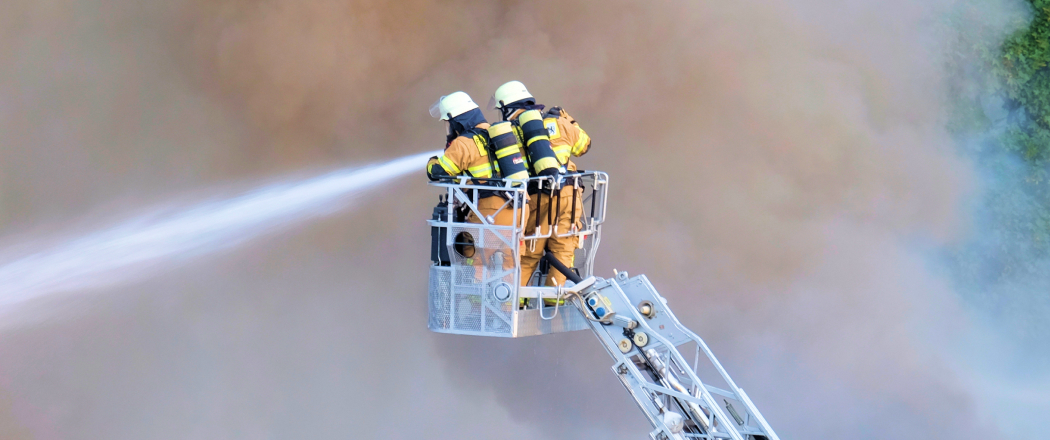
[426,156,444,181]
[547,106,577,124]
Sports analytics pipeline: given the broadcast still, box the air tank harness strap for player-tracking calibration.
[553,181,561,235]
[569,177,578,234]
[470,130,499,180]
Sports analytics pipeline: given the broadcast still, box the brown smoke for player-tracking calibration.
[0,0,1028,439]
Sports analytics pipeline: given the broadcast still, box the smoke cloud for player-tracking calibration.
[0,0,1040,439]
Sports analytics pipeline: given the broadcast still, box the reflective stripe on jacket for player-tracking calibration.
[429,122,495,180]
[543,107,591,167]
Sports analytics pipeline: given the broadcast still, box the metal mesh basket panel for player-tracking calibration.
[428,266,453,332]
[428,224,517,337]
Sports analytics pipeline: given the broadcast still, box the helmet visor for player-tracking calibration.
[429,96,446,120]
[487,94,500,110]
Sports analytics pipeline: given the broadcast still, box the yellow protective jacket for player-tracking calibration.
[543,107,591,171]
[427,123,496,180]
[509,107,591,172]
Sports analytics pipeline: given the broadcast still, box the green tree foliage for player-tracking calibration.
[1000,1,1050,133]
[945,0,1050,341]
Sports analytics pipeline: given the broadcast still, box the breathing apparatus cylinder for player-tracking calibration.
[486,122,529,184]
[518,109,564,177]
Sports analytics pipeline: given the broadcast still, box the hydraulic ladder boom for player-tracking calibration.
[426,175,778,439]
[562,270,780,440]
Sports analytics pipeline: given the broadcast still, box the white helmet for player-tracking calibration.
[489,80,533,109]
[429,91,479,121]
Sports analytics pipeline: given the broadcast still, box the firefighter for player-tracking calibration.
[426,91,529,272]
[490,81,592,287]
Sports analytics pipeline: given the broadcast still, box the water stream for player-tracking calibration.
[0,150,438,309]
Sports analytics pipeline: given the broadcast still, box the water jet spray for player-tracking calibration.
[0,150,438,311]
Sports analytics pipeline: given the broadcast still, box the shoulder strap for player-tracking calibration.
[508,122,532,166]
[469,131,501,179]
[468,132,487,157]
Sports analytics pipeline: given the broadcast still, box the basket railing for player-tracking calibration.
[427,171,608,337]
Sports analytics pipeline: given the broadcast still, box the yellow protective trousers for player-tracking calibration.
[520,185,583,286]
[466,195,528,274]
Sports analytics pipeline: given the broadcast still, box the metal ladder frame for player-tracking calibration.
[564,272,780,440]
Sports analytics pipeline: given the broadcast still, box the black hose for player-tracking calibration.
[541,252,582,283]
[535,189,542,233]
[546,185,554,230]
[553,183,562,233]
[570,179,578,230]
[589,179,597,219]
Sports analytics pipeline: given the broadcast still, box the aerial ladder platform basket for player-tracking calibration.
[427,173,780,440]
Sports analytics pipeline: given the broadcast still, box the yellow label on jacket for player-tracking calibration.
[544,118,560,139]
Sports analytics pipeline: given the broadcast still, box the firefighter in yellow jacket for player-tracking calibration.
[426,91,530,272]
[490,81,592,287]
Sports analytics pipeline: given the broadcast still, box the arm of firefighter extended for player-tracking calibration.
[427,141,470,181]
[426,156,449,181]
[551,107,591,157]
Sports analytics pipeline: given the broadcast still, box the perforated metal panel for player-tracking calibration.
[436,224,514,337]
[427,266,452,332]
[427,173,608,338]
